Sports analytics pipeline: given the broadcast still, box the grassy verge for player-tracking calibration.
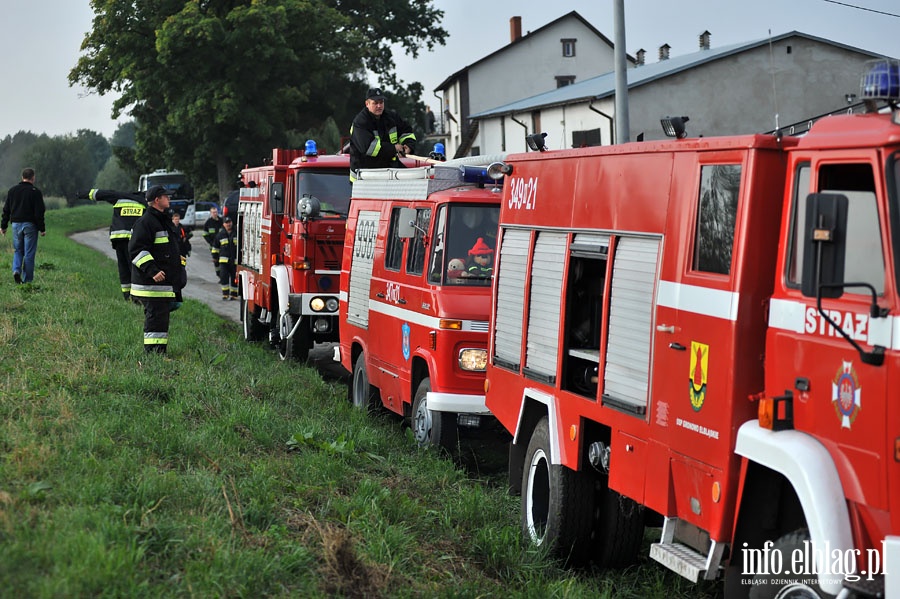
[0,205,719,597]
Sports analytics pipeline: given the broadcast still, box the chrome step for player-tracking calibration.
[650,541,709,582]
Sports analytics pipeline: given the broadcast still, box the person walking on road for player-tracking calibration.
[214,216,238,300]
[129,185,187,354]
[78,188,147,300]
[1,168,46,284]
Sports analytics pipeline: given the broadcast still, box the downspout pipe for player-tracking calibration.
[433,91,444,135]
[510,114,528,150]
[588,99,615,146]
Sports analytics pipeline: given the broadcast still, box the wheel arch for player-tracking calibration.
[734,421,853,596]
[270,264,291,315]
[508,389,557,495]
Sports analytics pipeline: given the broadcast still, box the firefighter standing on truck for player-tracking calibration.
[214,216,238,300]
[348,88,416,182]
[78,188,147,300]
[129,186,187,354]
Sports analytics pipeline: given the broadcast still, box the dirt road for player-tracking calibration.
[71,227,347,379]
[71,227,239,323]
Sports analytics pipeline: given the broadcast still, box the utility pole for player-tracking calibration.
[613,0,630,143]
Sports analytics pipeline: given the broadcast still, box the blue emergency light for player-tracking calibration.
[861,59,900,101]
[304,140,318,156]
[460,165,500,186]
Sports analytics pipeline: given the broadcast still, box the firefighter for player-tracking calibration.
[171,212,192,258]
[214,216,238,300]
[77,188,147,300]
[129,186,186,354]
[348,88,417,182]
[202,204,223,274]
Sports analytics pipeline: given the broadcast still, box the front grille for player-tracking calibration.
[316,239,343,271]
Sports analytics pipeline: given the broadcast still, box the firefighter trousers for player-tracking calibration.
[219,262,238,298]
[112,240,133,300]
[141,300,171,353]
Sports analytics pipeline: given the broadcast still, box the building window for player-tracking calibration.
[561,38,576,57]
[556,75,575,88]
[572,128,602,148]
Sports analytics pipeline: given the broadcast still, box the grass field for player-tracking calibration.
[0,205,720,597]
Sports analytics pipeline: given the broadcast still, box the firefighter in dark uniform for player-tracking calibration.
[349,88,417,182]
[214,216,238,300]
[202,205,223,275]
[129,186,187,354]
[78,188,147,300]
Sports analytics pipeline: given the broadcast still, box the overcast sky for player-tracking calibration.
[1,0,898,141]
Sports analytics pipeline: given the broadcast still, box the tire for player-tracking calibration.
[748,530,834,599]
[590,485,644,568]
[276,312,309,362]
[411,378,458,451]
[521,416,595,567]
[241,298,265,342]
[351,354,379,411]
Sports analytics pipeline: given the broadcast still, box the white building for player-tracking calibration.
[468,31,885,154]
[435,11,634,158]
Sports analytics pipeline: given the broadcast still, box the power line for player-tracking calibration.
[817,0,900,18]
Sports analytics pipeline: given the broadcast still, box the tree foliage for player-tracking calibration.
[24,136,97,201]
[0,131,44,190]
[70,0,447,198]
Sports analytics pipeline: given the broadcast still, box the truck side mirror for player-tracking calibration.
[270,182,285,215]
[397,207,416,238]
[801,193,847,299]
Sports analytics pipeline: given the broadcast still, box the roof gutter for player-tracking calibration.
[510,114,529,149]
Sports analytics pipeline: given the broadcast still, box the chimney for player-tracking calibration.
[699,30,711,50]
[510,16,522,42]
[658,43,671,61]
[636,48,646,66]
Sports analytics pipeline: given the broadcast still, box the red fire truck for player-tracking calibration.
[485,63,900,598]
[237,143,350,361]
[337,159,503,449]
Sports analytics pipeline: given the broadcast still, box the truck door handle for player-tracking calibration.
[657,324,675,333]
[376,292,385,298]
[669,343,686,351]
[398,299,407,304]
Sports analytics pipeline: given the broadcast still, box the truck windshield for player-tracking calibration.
[147,175,193,200]
[428,204,500,286]
[297,170,352,216]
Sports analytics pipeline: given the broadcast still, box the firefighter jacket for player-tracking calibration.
[202,216,223,247]
[84,189,146,244]
[173,223,192,256]
[349,108,417,178]
[214,226,237,265]
[128,207,186,301]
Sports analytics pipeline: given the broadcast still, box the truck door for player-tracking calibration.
[771,156,891,513]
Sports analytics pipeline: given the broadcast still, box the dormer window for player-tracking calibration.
[561,38,576,57]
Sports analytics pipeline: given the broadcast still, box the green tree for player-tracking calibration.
[110,121,139,187]
[77,129,111,175]
[0,131,44,189]
[70,0,447,199]
[25,136,95,202]
[94,154,134,190]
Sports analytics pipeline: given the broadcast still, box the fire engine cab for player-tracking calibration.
[485,61,900,598]
[237,143,350,361]
[337,158,504,450]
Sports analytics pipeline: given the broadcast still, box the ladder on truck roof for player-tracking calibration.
[352,154,507,202]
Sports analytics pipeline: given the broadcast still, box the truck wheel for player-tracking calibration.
[351,354,379,411]
[748,530,833,599]
[277,313,309,362]
[241,298,265,342]
[521,416,595,567]
[411,378,458,451]
[590,486,644,568]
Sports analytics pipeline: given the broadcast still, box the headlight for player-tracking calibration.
[325,297,339,312]
[458,348,487,372]
[310,297,325,312]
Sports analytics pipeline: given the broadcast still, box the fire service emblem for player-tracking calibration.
[832,361,861,429]
[689,341,708,412]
